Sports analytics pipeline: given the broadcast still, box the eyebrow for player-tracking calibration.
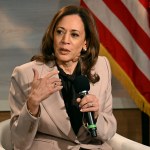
[56,27,80,33]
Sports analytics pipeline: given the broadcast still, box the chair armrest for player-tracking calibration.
[0,145,5,150]
[107,133,150,150]
[0,119,12,150]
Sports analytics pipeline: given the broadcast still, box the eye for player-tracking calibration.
[71,33,79,38]
[56,29,64,35]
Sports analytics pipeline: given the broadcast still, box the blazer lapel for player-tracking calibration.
[41,63,76,140]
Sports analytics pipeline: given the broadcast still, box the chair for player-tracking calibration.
[0,119,12,150]
[107,133,150,150]
[0,119,150,150]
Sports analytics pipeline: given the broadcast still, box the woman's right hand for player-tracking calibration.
[27,68,63,116]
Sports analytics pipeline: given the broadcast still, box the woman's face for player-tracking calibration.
[53,14,86,64]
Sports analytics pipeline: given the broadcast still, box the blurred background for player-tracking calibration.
[0,0,149,145]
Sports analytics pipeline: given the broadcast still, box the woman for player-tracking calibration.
[9,5,117,150]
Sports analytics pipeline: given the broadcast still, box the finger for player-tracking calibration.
[78,95,90,107]
[76,98,81,103]
[32,68,39,81]
[80,104,98,112]
[79,95,99,110]
[49,85,63,94]
[48,77,61,84]
[52,86,63,93]
[80,99,99,112]
[80,102,93,109]
[87,102,94,107]
[51,81,61,88]
[53,85,63,91]
[53,80,62,86]
[47,78,62,90]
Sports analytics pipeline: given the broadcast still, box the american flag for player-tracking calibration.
[81,0,150,116]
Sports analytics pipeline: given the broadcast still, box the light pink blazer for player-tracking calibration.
[9,56,117,150]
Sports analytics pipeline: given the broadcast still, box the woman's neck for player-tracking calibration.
[56,60,78,75]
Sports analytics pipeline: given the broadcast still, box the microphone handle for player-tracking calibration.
[85,112,97,137]
[79,91,97,137]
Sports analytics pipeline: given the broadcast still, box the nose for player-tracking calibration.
[61,33,70,44]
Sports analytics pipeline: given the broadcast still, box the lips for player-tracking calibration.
[59,48,70,54]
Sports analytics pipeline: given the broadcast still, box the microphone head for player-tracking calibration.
[73,75,90,93]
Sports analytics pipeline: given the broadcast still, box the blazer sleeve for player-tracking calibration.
[9,66,40,150]
[95,57,117,142]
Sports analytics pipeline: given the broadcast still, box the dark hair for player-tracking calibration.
[31,5,100,83]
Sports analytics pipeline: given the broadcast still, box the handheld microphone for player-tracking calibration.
[73,75,97,137]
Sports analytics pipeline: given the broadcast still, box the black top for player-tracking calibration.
[57,63,83,135]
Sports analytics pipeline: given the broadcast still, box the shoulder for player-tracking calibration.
[95,56,111,71]
[14,61,43,71]
[94,56,112,81]
[12,61,41,76]
[11,61,45,80]
[12,60,56,81]
[96,56,110,65]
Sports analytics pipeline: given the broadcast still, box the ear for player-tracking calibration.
[82,40,87,51]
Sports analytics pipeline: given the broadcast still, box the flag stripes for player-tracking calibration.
[122,0,150,37]
[81,0,150,116]
[139,0,149,9]
[94,6,150,102]
[104,0,150,58]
